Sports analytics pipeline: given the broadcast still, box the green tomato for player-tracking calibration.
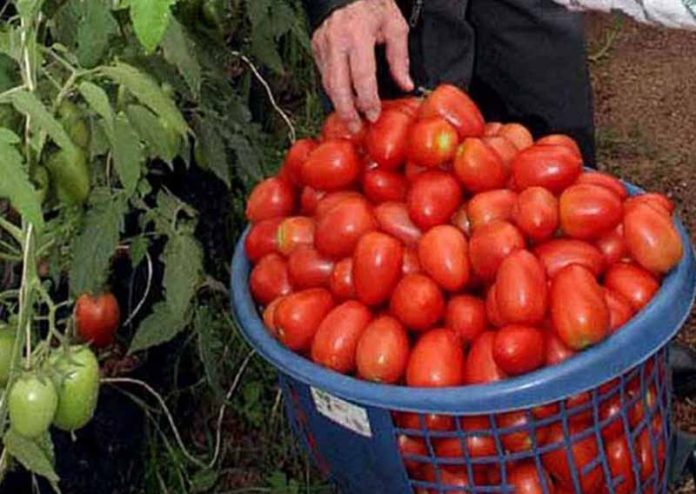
[45,147,90,206]
[58,101,91,150]
[0,328,16,387]
[8,373,58,438]
[50,346,100,432]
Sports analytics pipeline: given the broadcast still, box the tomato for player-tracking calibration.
[450,204,471,236]
[356,315,410,383]
[605,436,637,494]
[550,265,609,350]
[398,434,427,474]
[365,109,413,169]
[498,410,549,452]
[374,201,423,246]
[300,186,324,215]
[75,293,121,348]
[465,332,506,384]
[486,284,506,327]
[598,395,626,442]
[287,246,334,289]
[362,168,408,203]
[469,221,526,282]
[402,246,421,275]
[315,197,377,258]
[407,117,458,168]
[603,288,635,333]
[435,427,496,460]
[382,97,422,118]
[311,301,372,373]
[49,346,100,432]
[454,138,509,193]
[511,144,582,194]
[406,328,465,387]
[407,171,462,230]
[421,464,471,493]
[353,232,404,306]
[545,330,576,366]
[329,258,356,300]
[315,191,363,219]
[623,201,683,274]
[9,373,58,438]
[513,186,559,242]
[559,184,623,240]
[250,253,293,305]
[277,216,315,256]
[624,192,674,216]
[485,122,503,136]
[274,289,335,351]
[418,84,485,139]
[575,171,628,200]
[397,411,454,432]
[508,462,555,494]
[533,239,605,278]
[301,140,361,191]
[604,262,659,311]
[418,225,469,291]
[262,296,285,336]
[390,274,445,331]
[245,177,295,223]
[636,428,664,482]
[536,134,582,158]
[445,295,487,344]
[321,112,366,145]
[595,224,628,266]
[0,327,16,387]
[493,325,546,376]
[499,123,534,151]
[542,424,604,493]
[495,250,548,325]
[46,147,91,206]
[628,385,657,428]
[467,189,517,231]
[245,218,281,262]
[59,100,90,150]
[282,138,317,187]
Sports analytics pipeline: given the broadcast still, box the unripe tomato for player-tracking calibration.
[454,138,509,193]
[75,293,121,348]
[407,171,463,230]
[250,253,292,305]
[545,330,576,366]
[623,201,683,274]
[287,246,334,289]
[495,250,547,325]
[353,232,404,306]
[533,239,605,278]
[513,186,559,242]
[277,216,315,256]
[467,189,517,231]
[301,140,361,191]
[418,84,485,139]
[511,144,582,194]
[604,262,659,311]
[281,138,317,187]
[9,373,58,438]
[469,221,526,282]
[464,332,506,384]
[542,424,604,493]
[50,346,100,431]
[603,287,634,333]
[356,315,410,383]
[418,225,470,291]
[311,301,372,373]
[362,168,408,203]
[445,295,487,344]
[245,218,281,262]
[245,177,295,223]
[407,117,459,168]
[390,274,445,331]
[498,123,533,151]
[274,289,334,351]
[536,134,582,158]
[559,184,623,240]
[46,148,91,206]
[374,201,423,246]
[575,171,628,199]
[315,197,377,258]
[329,258,356,300]
[493,325,546,376]
[406,328,465,387]
[365,109,413,170]
[595,224,628,266]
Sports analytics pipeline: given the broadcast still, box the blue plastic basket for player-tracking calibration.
[230,184,696,494]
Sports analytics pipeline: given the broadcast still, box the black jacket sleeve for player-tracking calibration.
[300,0,358,32]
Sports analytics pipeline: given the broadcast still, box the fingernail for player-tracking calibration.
[366,109,380,122]
[348,121,362,133]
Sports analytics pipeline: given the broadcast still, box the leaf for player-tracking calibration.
[191,468,219,493]
[163,231,203,318]
[76,0,119,68]
[101,62,188,136]
[78,81,114,131]
[129,0,176,53]
[129,235,148,268]
[246,0,271,28]
[128,301,187,353]
[0,129,44,230]
[194,118,229,186]
[226,133,262,185]
[195,307,223,398]
[16,0,42,20]
[10,90,77,154]
[161,18,201,99]
[125,104,177,162]
[112,114,145,195]
[4,429,59,486]
[250,23,284,74]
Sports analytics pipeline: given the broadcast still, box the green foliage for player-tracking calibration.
[3,430,59,489]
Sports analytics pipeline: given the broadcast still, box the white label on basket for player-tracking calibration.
[310,388,372,438]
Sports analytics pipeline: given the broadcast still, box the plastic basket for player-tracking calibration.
[230,184,696,494]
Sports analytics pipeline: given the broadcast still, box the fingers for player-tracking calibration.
[383,16,414,92]
[349,37,381,122]
[327,44,361,132]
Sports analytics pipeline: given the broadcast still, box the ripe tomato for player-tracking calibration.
[603,288,635,333]
[533,239,605,278]
[565,391,593,427]
[493,325,546,376]
[536,134,582,158]
[9,373,58,438]
[550,264,610,350]
[245,218,281,262]
[382,96,422,118]
[407,171,463,230]
[407,117,458,168]
[595,224,628,266]
[321,112,366,145]
[301,140,361,191]
[402,246,422,275]
[604,262,659,311]
[545,330,576,366]
[486,283,506,327]
[406,328,465,387]
[365,109,413,169]
[445,295,487,344]
[374,201,423,246]
[250,253,292,305]
[485,122,503,136]
[356,315,410,383]
[508,462,555,494]
[282,138,317,187]
[559,184,623,240]
[300,186,324,215]
[418,84,485,139]
[513,186,559,242]
[469,220,526,282]
[498,410,550,452]
[499,123,534,151]
[636,428,664,482]
[624,192,674,216]
[482,136,516,167]
[49,346,100,432]
[495,250,548,325]
[599,395,626,442]
[450,204,471,236]
[353,232,404,306]
[467,189,517,231]
[245,177,295,222]
[454,138,509,193]
[575,171,628,200]
[277,216,315,256]
[362,168,408,203]
[287,246,334,289]
[397,411,454,432]
[262,296,285,336]
[421,464,471,493]
[390,274,445,331]
[274,288,334,351]
[315,197,376,258]
[465,332,506,384]
[511,144,582,194]
[542,424,604,493]
[605,436,637,494]
[311,301,372,373]
[329,258,356,300]
[398,434,427,474]
[436,416,496,458]
[418,225,470,291]
[315,191,363,219]
[75,292,121,348]
[623,201,683,274]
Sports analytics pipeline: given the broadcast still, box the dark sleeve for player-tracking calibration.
[301,0,358,32]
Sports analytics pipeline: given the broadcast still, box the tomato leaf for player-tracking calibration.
[163,230,203,318]
[190,468,219,493]
[128,302,187,353]
[128,235,149,268]
[112,113,145,195]
[3,429,60,487]
[78,81,115,133]
[9,90,77,155]
[195,306,224,398]
[193,117,229,186]
[125,104,177,162]
[129,0,176,53]
[161,18,201,99]
[225,132,263,188]
[76,0,119,68]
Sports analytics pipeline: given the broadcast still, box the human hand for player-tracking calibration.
[311,0,415,132]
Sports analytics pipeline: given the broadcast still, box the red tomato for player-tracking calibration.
[245,218,281,262]
[536,134,582,158]
[249,253,293,305]
[314,191,363,219]
[310,301,372,373]
[542,424,604,493]
[499,410,550,452]
[513,186,559,242]
[595,224,628,266]
[545,330,576,366]
[301,140,361,191]
[450,204,471,236]
[365,109,413,169]
[282,138,317,187]
[75,293,121,348]
[628,385,657,429]
[390,274,445,331]
[329,258,356,300]
[623,201,683,274]
[467,189,517,231]
[603,288,635,333]
[262,296,284,337]
[321,112,366,145]
[407,117,459,168]
[418,84,485,139]
[624,192,675,216]
[493,325,546,376]
[402,246,421,275]
[508,462,556,494]
[511,144,582,194]
[454,138,509,193]
[362,169,408,203]
[575,171,628,200]
[485,122,503,136]
[499,123,534,151]
[566,392,593,427]
[421,465,471,493]
[407,171,463,230]
[636,428,665,482]
[469,221,526,282]
[287,246,334,289]
[486,284,506,328]
[397,412,454,432]
[274,288,335,351]
[398,435,427,474]
[277,216,315,256]
[406,328,465,387]
[353,232,404,306]
[246,177,295,222]
[382,96,422,118]
[604,262,659,311]
[605,436,637,494]
[356,315,410,384]
[533,239,605,278]
[445,295,487,344]
[465,332,507,384]
[483,135,519,165]
[559,183,623,240]
[315,197,377,258]
[300,186,324,215]
[374,201,423,246]
[495,250,548,325]
[404,161,427,182]
[599,395,626,442]
[418,225,470,291]
[436,416,497,458]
